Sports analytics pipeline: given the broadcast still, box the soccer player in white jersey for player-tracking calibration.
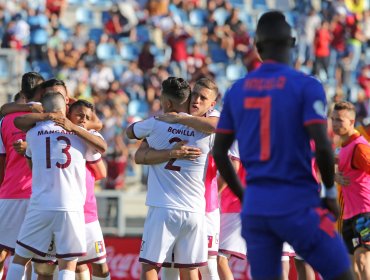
[135,78,221,280]
[6,92,103,280]
[126,77,213,280]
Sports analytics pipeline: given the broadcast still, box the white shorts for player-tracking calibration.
[219,213,247,260]
[78,220,107,265]
[139,207,208,268]
[0,199,29,252]
[15,208,86,259]
[206,209,220,256]
[281,242,295,261]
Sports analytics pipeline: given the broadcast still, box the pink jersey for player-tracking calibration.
[338,135,370,219]
[84,160,101,224]
[205,154,219,212]
[220,156,247,213]
[0,112,32,199]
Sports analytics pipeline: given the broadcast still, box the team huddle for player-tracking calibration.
[0,74,110,280]
[2,9,370,280]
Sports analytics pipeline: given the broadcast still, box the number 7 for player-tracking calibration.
[244,96,271,161]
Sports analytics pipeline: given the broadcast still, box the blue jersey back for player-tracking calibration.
[217,62,327,216]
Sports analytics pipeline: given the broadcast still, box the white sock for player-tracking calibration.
[92,275,111,280]
[161,267,180,280]
[58,269,75,280]
[5,263,26,280]
[76,269,90,280]
[199,257,220,280]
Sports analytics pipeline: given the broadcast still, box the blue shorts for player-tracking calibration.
[242,207,350,279]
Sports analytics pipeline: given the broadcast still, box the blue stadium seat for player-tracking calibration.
[112,61,128,80]
[31,60,53,79]
[189,9,208,27]
[88,0,112,8]
[127,99,149,119]
[229,0,245,8]
[208,41,229,64]
[135,25,150,43]
[89,27,104,44]
[252,0,268,10]
[213,8,230,26]
[226,64,247,81]
[76,7,94,25]
[120,44,140,61]
[96,43,117,61]
[67,0,84,6]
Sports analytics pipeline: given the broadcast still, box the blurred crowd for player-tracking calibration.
[0,0,369,190]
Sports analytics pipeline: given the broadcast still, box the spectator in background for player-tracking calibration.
[358,64,370,98]
[90,60,115,92]
[27,7,49,62]
[104,5,132,41]
[57,40,80,69]
[313,20,332,80]
[138,42,155,73]
[70,23,89,53]
[45,0,67,18]
[233,22,251,59]
[81,40,99,69]
[167,24,191,79]
[329,10,348,87]
[296,7,321,69]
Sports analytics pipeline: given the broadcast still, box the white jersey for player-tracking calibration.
[133,114,212,213]
[25,121,100,211]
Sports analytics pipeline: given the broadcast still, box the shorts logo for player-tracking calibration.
[140,240,145,252]
[208,236,213,248]
[95,241,105,253]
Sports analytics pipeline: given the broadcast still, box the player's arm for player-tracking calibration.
[213,133,244,201]
[135,139,201,165]
[156,113,219,134]
[217,156,241,193]
[87,159,107,181]
[0,102,43,116]
[53,116,107,154]
[352,143,370,175]
[306,123,338,217]
[14,112,63,132]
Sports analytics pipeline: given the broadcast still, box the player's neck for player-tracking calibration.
[340,129,357,143]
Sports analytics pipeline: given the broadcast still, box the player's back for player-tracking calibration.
[224,62,326,215]
[0,112,32,199]
[134,115,212,213]
[26,121,90,211]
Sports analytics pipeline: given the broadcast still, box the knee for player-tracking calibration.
[91,262,110,277]
[34,263,56,277]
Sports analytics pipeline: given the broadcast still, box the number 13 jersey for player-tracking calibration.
[133,114,213,214]
[25,121,100,211]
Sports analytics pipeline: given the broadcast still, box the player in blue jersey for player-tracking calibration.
[213,11,353,280]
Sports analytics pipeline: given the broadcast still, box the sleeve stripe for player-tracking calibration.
[25,155,31,159]
[304,119,327,126]
[215,128,234,134]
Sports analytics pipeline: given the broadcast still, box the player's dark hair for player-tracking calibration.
[334,101,356,115]
[69,99,95,113]
[13,92,22,102]
[21,72,45,100]
[255,11,295,52]
[41,78,67,91]
[194,78,219,100]
[161,77,191,105]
